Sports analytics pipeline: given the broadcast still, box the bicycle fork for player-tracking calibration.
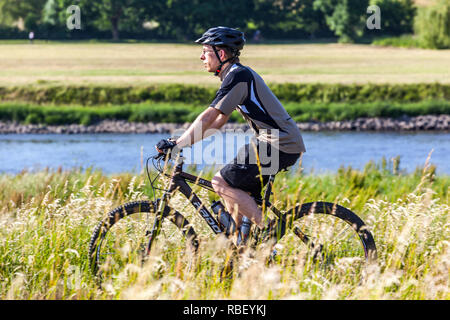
[144,162,181,256]
[143,188,172,257]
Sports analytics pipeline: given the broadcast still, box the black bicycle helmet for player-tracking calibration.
[196,26,246,76]
[195,26,245,50]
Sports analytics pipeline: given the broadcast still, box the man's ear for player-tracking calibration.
[220,49,227,60]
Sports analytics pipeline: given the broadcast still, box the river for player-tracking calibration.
[0,132,449,175]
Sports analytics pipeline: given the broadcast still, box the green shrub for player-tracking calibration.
[372,34,422,48]
[0,98,449,126]
[1,83,449,106]
[24,113,43,125]
[368,0,416,35]
[414,0,450,49]
[285,100,450,122]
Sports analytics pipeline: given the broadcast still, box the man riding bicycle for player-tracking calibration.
[156,26,306,244]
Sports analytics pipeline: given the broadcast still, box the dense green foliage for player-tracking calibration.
[2,0,447,48]
[284,100,450,122]
[1,82,448,125]
[0,0,47,30]
[414,0,450,49]
[2,0,448,49]
[369,0,416,35]
[0,100,448,125]
[372,34,421,48]
[0,84,214,106]
[0,102,202,125]
[1,83,448,106]
[270,83,450,104]
[373,0,450,49]
[313,0,369,43]
[0,0,418,43]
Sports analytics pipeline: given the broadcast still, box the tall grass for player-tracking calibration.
[0,159,448,299]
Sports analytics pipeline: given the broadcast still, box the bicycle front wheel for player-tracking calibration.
[272,201,377,266]
[89,200,198,279]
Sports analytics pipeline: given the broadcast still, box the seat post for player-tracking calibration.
[263,174,275,207]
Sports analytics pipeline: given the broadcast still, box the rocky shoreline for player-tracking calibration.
[0,115,448,134]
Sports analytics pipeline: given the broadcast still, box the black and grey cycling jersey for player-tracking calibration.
[210,63,306,154]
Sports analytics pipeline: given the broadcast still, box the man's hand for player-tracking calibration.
[155,138,177,153]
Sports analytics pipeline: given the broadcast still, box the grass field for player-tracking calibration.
[0,42,449,86]
[0,159,448,299]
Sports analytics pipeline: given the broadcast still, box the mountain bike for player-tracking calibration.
[88,150,377,279]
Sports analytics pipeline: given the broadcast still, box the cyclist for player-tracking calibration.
[156,26,306,244]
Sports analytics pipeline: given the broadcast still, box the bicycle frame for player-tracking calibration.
[152,152,284,236]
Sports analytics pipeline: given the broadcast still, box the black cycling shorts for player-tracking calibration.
[220,141,300,198]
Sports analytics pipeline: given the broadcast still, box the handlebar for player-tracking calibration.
[152,152,165,161]
[149,148,185,174]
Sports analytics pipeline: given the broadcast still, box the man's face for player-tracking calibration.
[200,45,225,73]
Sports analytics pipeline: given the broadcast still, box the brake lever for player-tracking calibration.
[153,152,165,160]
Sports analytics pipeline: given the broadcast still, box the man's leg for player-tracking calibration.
[211,172,264,230]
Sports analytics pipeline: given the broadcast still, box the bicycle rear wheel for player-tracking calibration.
[271,201,377,266]
[89,200,198,279]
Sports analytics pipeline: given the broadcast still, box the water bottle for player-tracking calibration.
[211,201,236,236]
[237,216,252,246]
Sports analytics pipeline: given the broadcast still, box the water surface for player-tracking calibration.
[0,132,448,175]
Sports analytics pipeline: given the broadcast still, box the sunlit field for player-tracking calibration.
[0,42,449,86]
[0,158,448,300]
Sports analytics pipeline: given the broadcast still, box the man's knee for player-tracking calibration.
[212,172,253,198]
[211,172,229,195]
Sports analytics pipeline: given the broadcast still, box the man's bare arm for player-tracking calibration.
[175,107,227,148]
[209,111,230,130]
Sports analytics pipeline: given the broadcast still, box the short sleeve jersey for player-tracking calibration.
[210,63,306,154]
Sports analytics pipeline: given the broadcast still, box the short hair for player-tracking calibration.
[216,46,241,63]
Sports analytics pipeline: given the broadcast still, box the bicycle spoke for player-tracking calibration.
[271,204,372,267]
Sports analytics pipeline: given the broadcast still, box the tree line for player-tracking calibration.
[0,0,419,42]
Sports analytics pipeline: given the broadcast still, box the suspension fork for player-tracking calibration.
[145,161,182,254]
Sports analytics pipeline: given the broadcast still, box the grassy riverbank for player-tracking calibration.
[0,159,448,299]
[1,100,449,125]
[1,83,448,106]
